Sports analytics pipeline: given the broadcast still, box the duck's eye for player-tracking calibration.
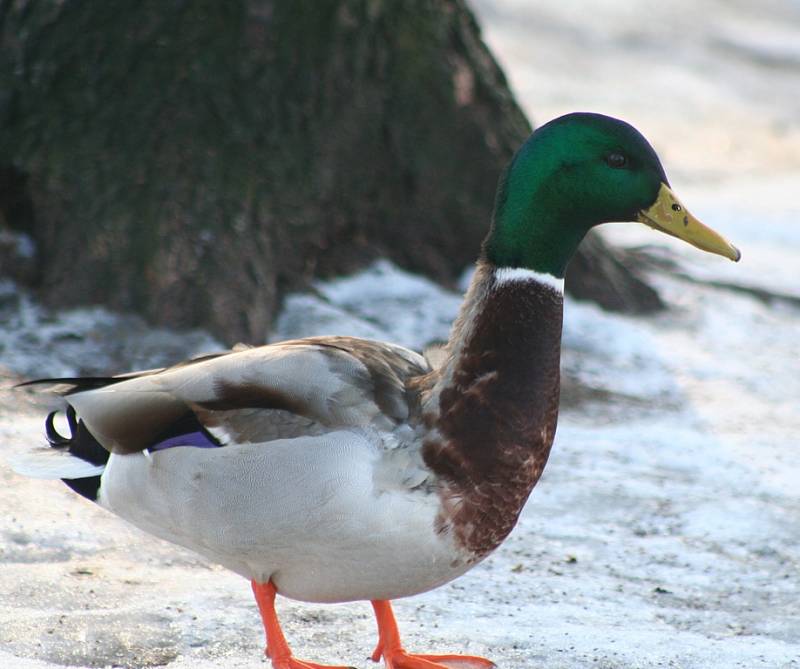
[605,153,628,169]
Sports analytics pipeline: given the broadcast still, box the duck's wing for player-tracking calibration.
[25,336,432,456]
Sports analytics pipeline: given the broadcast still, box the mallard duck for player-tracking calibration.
[13,113,739,669]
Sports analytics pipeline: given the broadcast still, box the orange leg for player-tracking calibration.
[370,600,495,669]
[251,580,355,669]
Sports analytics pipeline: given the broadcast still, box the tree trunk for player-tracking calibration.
[0,0,662,345]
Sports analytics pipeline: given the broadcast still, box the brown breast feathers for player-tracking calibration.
[422,274,563,558]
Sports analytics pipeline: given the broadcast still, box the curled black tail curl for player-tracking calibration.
[45,405,109,501]
[45,406,109,467]
[45,406,78,447]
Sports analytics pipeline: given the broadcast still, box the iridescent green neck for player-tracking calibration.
[481,122,598,278]
[483,152,588,278]
[483,184,588,278]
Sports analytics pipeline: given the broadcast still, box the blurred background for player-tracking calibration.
[1,2,798,668]
[477,0,800,178]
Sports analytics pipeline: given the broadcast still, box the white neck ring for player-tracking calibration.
[493,267,564,293]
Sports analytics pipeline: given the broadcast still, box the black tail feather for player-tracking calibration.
[45,406,78,446]
[16,376,128,395]
[46,406,109,467]
[46,405,109,501]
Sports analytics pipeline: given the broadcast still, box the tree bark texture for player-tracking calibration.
[0,0,662,345]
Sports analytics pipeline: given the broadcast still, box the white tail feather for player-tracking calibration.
[9,448,105,479]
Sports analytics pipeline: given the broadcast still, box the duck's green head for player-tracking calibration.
[484,112,740,277]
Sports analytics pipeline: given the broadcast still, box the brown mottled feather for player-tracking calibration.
[201,380,315,418]
[194,407,326,443]
[422,265,563,557]
[290,336,429,423]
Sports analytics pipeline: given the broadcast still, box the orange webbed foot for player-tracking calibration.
[267,652,356,669]
[373,648,495,669]
[370,600,495,669]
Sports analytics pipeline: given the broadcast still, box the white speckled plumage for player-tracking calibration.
[99,429,470,603]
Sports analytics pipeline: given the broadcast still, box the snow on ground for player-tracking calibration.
[0,279,222,380]
[2,1,799,667]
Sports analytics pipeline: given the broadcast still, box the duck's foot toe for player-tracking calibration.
[409,656,495,669]
[267,651,356,669]
[374,649,495,669]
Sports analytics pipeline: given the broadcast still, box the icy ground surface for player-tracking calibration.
[2,1,800,667]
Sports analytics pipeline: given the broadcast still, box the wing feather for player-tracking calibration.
[30,337,431,455]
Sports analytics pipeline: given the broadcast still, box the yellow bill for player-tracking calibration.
[637,183,741,261]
